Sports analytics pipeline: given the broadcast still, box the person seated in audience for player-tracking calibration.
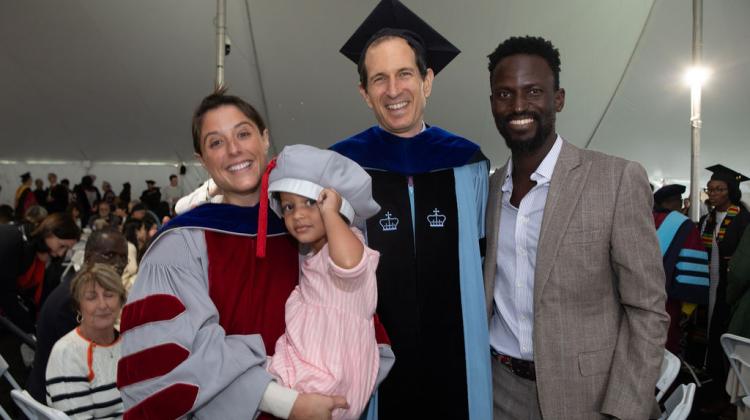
[0,213,80,333]
[66,202,83,229]
[125,203,146,224]
[27,228,128,403]
[45,263,126,419]
[113,201,129,231]
[88,200,121,230]
[122,217,156,263]
[0,204,14,224]
[19,204,48,240]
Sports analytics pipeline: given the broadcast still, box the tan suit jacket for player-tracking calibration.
[484,141,668,420]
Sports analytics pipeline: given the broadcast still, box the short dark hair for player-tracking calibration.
[169,174,177,181]
[0,205,14,223]
[358,28,428,90]
[487,36,562,89]
[191,86,267,155]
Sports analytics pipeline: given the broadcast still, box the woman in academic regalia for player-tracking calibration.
[699,164,750,412]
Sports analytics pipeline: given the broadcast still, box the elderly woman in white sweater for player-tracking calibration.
[46,263,126,419]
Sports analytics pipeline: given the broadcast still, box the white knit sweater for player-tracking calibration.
[46,328,123,419]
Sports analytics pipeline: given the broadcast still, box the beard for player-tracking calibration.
[496,111,555,154]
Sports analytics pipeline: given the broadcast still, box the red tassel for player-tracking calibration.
[256,157,277,258]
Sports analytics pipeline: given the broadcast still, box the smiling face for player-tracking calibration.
[196,105,270,206]
[78,280,122,333]
[279,192,327,253]
[490,54,564,153]
[359,37,434,138]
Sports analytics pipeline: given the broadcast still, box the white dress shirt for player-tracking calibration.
[490,135,563,361]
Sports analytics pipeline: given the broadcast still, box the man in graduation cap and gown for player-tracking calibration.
[330,1,492,419]
[652,184,709,354]
[698,164,750,414]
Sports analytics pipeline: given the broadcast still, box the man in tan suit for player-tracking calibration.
[484,36,668,419]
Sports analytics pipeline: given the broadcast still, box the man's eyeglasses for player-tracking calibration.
[704,187,728,194]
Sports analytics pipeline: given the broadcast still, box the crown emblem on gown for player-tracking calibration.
[379,212,399,232]
[427,208,446,228]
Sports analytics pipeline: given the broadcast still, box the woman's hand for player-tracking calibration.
[289,393,348,420]
[317,188,342,217]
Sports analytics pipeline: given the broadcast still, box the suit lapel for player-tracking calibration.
[533,141,589,304]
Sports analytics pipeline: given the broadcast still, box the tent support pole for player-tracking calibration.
[689,0,703,222]
[215,0,226,90]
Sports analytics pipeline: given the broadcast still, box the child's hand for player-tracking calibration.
[289,393,348,420]
[317,188,342,217]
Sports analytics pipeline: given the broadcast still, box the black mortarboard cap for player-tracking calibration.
[706,164,749,187]
[20,172,31,182]
[654,184,686,205]
[340,0,460,75]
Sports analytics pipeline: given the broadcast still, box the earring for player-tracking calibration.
[76,312,82,323]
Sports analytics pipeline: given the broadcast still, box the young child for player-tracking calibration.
[265,144,382,420]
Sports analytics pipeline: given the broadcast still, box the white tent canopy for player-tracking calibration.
[1,0,748,205]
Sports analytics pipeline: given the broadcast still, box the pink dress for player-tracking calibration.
[267,228,380,420]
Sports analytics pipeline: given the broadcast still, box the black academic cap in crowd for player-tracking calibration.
[654,184,686,205]
[707,164,749,188]
[20,172,31,182]
[339,0,460,75]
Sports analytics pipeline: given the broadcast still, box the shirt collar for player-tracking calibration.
[377,121,428,136]
[501,135,564,193]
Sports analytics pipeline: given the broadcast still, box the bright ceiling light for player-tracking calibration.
[684,66,711,87]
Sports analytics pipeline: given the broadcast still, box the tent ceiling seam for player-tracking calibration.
[244,0,276,155]
[584,0,658,150]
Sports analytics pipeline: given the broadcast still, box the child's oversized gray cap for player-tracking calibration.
[268,144,380,223]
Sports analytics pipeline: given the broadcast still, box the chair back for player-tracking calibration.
[656,350,681,401]
[0,354,21,420]
[659,383,696,420]
[721,333,750,403]
[0,354,21,391]
[0,402,11,420]
[10,390,71,420]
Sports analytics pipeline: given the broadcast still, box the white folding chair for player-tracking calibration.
[0,354,22,391]
[0,399,10,420]
[10,390,70,420]
[658,383,696,420]
[1,354,25,419]
[656,349,681,402]
[721,333,750,406]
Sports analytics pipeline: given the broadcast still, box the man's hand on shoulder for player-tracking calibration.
[289,393,348,420]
